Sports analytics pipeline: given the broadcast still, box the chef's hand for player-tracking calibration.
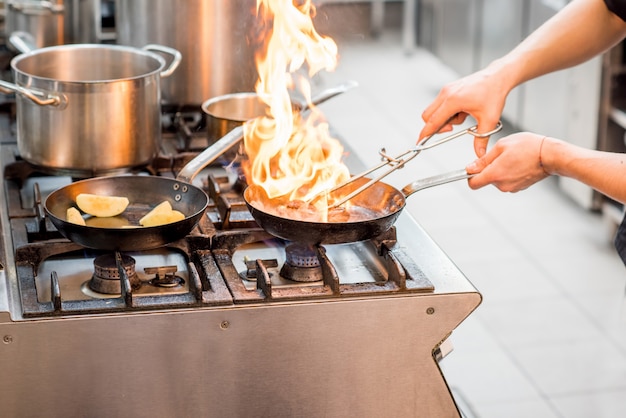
[465,132,550,192]
[419,68,509,157]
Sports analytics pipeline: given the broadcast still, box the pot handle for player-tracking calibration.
[8,31,36,54]
[0,79,63,107]
[401,169,474,198]
[7,1,64,14]
[143,44,182,78]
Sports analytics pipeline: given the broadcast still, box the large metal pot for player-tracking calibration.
[115,0,258,107]
[5,0,115,48]
[0,43,181,176]
[5,0,67,48]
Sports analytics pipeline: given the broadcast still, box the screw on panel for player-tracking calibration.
[426,307,435,315]
[220,321,230,330]
[3,335,13,344]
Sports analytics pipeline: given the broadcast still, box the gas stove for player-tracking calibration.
[0,101,481,417]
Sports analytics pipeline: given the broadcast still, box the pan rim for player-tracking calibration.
[242,182,406,226]
[44,175,209,232]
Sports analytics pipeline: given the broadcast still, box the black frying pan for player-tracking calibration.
[242,120,504,245]
[243,170,471,245]
[45,175,209,251]
[43,123,246,251]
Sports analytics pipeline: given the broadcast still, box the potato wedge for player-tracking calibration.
[76,193,130,217]
[66,207,86,226]
[86,215,131,228]
[140,210,185,227]
[139,201,185,227]
[145,200,172,216]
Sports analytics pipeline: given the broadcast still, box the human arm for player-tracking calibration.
[419,0,626,156]
[466,132,626,205]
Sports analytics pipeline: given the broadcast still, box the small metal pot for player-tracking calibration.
[198,81,359,164]
[201,92,268,159]
[0,43,181,176]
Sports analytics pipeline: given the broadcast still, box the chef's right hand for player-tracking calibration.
[465,132,550,192]
[419,67,509,157]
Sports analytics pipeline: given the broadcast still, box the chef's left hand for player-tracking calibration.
[465,132,550,192]
[419,66,508,157]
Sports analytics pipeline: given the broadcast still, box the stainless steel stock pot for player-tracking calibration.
[0,43,181,176]
[116,0,258,107]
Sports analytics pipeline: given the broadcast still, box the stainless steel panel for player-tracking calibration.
[0,292,480,417]
[520,0,569,138]
[434,0,482,76]
[478,0,528,126]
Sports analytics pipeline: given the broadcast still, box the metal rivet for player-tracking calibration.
[220,321,230,330]
[3,335,13,344]
[426,307,435,315]
[173,183,180,191]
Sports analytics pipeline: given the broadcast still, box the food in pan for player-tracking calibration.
[139,201,185,227]
[85,216,131,228]
[66,207,86,226]
[246,186,380,223]
[76,193,130,217]
[260,200,377,223]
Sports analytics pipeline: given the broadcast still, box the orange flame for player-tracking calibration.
[243,0,350,219]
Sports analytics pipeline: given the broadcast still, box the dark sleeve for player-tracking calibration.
[605,0,626,21]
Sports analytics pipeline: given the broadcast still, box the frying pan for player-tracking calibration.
[45,176,209,251]
[243,169,471,245]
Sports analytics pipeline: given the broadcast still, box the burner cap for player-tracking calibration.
[281,243,322,282]
[284,243,319,268]
[89,253,139,294]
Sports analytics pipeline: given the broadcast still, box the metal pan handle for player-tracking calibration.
[400,169,474,198]
[176,125,244,183]
[8,31,36,53]
[143,44,182,78]
[0,79,64,107]
[7,1,64,14]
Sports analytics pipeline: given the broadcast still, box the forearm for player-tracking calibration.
[488,0,626,93]
[543,138,626,204]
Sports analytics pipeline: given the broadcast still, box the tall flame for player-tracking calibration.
[243,0,350,218]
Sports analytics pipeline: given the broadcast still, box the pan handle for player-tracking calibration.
[176,125,244,183]
[143,44,182,78]
[7,1,64,14]
[0,79,64,107]
[401,169,474,198]
[8,31,36,53]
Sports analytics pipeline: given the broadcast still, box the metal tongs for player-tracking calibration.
[309,120,503,208]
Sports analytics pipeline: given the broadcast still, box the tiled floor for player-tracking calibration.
[314,25,626,418]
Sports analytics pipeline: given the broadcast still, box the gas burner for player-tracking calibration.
[147,265,185,288]
[280,242,323,282]
[88,253,141,295]
[161,106,208,153]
